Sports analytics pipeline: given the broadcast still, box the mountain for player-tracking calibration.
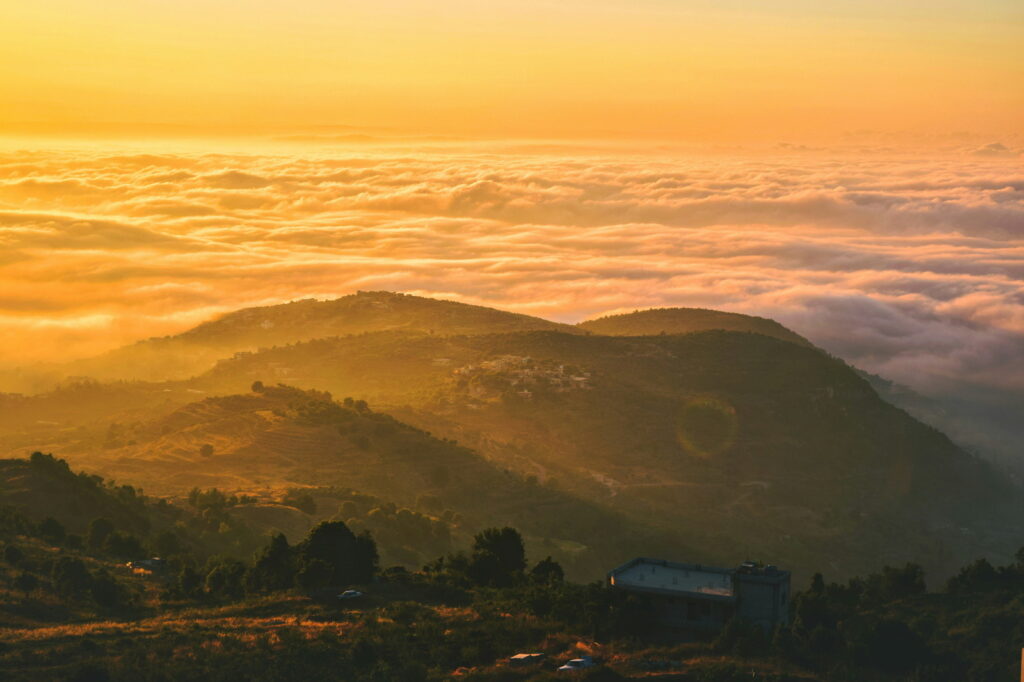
[3,293,1019,582]
[57,291,578,384]
[27,384,680,579]
[0,453,161,539]
[578,307,812,346]
[183,327,1021,580]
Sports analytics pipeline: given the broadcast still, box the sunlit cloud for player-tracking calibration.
[0,144,1021,409]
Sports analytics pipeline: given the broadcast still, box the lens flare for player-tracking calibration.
[675,396,737,458]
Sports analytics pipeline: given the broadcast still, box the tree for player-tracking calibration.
[810,572,825,593]
[530,556,564,584]
[848,617,930,673]
[467,550,509,587]
[353,531,379,583]
[247,533,295,593]
[204,557,247,601]
[177,565,203,599]
[947,558,999,593]
[4,544,24,566]
[52,557,92,600]
[104,531,146,559]
[38,516,66,544]
[153,530,183,558]
[296,558,333,590]
[87,518,115,549]
[297,521,378,587]
[251,380,265,393]
[472,527,526,576]
[14,571,38,596]
[879,563,926,600]
[715,617,768,656]
[199,443,214,458]
[90,570,120,609]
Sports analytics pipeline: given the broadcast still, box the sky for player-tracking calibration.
[1,0,1021,139]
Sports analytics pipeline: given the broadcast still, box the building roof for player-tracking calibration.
[608,557,735,600]
[608,557,789,601]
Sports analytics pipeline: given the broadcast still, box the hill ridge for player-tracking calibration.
[578,306,812,346]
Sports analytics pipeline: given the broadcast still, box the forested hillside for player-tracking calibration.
[185,329,1021,580]
[49,292,578,385]
[0,294,1018,584]
[2,454,1022,681]
[578,307,812,346]
[10,386,684,580]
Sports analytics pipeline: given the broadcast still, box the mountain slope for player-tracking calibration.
[4,294,1017,583]
[38,385,681,579]
[60,292,578,384]
[0,453,159,538]
[187,329,1021,580]
[578,307,812,346]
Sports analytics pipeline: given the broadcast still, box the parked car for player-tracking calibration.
[557,656,594,672]
[337,589,364,600]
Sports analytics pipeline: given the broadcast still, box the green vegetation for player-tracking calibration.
[191,329,1019,582]
[0,293,1019,680]
[578,307,812,347]
[1,294,1018,585]
[8,385,681,581]
[4,483,1023,681]
[50,291,579,386]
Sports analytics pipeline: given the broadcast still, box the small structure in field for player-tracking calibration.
[608,557,790,632]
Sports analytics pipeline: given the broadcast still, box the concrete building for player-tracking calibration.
[607,557,790,632]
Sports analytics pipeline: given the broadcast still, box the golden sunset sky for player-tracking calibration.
[1,0,1021,139]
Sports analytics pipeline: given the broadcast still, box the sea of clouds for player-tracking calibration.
[0,141,1021,454]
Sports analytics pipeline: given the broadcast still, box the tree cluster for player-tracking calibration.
[168,520,379,601]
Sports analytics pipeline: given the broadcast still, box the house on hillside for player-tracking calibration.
[607,558,790,632]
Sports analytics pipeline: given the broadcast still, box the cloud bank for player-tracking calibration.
[0,143,1021,412]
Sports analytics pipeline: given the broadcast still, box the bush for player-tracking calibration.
[14,571,38,595]
[38,517,66,544]
[714,617,768,657]
[86,518,115,549]
[52,557,92,601]
[3,544,24,566]
[90,571,121,609]
[297,521,377,586]
[204,557,247,601]
[103,531,146,559]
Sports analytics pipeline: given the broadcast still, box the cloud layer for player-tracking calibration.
[0,143,1021,409]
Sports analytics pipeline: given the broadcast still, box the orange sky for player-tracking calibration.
[1,0,1021,140]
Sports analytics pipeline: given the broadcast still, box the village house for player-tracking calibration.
[608,558,790,632]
